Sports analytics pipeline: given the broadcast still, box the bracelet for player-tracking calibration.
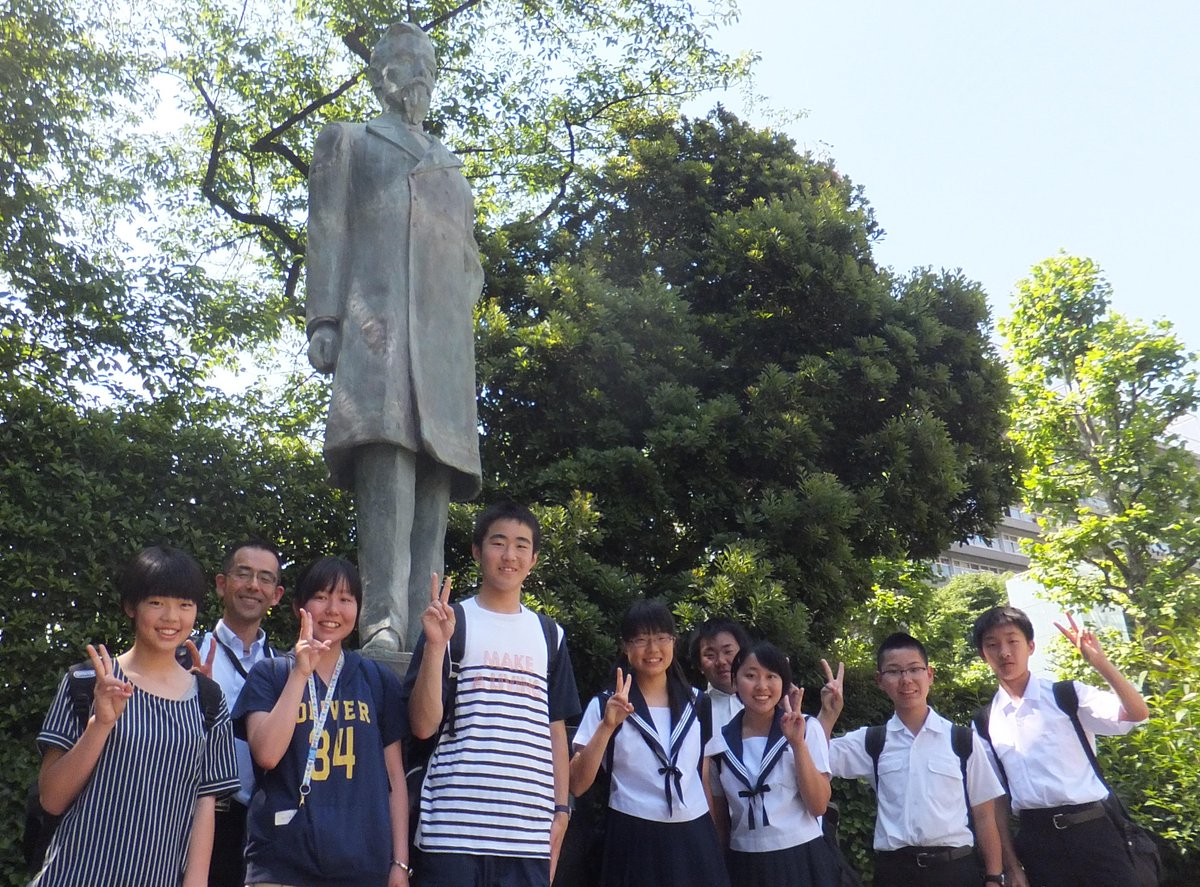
[391,859,413,876]
[553,803,571,817]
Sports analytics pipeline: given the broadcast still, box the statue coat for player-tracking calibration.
[305,116,483,500]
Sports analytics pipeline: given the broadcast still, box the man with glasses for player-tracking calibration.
[195,540,284,887]
[823,632,1006,887]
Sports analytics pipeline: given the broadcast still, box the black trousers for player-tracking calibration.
[874,846,982,887]
[1016,803,1139,887]
[208,798,248,887]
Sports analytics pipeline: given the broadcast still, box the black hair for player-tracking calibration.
[294,557,362,610]
[616,599,693,723]
[876,632,929,670]
[688,617,751,668]
[971,606,1034,651]
[472,501,541,553]
[119,545,207,609]
[730,641,793,708]
[221,539,282,577]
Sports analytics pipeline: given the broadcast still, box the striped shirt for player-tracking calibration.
[31,661,239,887]
[415,597,580,858]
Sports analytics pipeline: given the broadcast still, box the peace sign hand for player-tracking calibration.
[184,636,217,679]
[781,687,807,746]
[819,659,845,720]
[603,667,635,729]
[86,643,133,727]
[1054,612,1109,668]
[293,608,330,677]
[421,573,455,650]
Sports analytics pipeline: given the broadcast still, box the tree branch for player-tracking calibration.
[424,0,485,32]
[195,78,303,256]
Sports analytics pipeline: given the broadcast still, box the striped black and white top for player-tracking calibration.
[31,661,239,887]
[415,597,580,859]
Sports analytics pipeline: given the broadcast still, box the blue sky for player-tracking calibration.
[697,1,1200,353]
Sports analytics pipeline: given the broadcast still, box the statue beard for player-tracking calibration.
[390,81,432,125]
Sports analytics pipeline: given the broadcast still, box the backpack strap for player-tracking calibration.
[63,662,98,734]
[972,703,1009,791]
[195,674,225,733]
[1051,679,1131,817]
[950,724,976,835]
[440,601,468,736]
[864,724,886,791]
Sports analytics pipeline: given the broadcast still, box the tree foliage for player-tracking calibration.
[477,110,1018,684]
[1003,254,1200,627]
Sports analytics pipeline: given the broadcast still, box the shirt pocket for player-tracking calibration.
[927,754,963,789]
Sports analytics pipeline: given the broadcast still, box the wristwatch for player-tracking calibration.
[983,875,1006,886]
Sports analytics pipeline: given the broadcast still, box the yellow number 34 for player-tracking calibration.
[312,727,357,780]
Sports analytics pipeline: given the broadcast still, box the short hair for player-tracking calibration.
[971,605,1034,651]
[294,557,362,610]
[119,546,207,609]
[689,617,751,667]
[472,501,541,553]
[731,640,793,699]
[221,539,282,577]
[876,632,929,671]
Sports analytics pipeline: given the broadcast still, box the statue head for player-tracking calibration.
[369,22,436,124]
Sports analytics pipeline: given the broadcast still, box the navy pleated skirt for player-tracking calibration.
[601,809,731,887]
[727,836,841,887]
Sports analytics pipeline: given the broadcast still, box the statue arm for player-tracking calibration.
[305,124,351,372]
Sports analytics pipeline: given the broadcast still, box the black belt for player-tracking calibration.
[878,845,975,868]
[1019,800,1107,830]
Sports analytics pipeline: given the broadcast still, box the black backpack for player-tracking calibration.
[399,605,562,850]
[973,680,1164,887]
[23,662,225,872]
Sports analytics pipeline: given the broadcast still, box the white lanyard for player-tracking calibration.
[299,652,345,807]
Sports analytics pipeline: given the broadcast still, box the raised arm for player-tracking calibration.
[39,644,132,815]
[816,658,845,741]
[408,575,454,740]
[569,670,633,797]
[245,608,328,770]
[1055,613,1149,722]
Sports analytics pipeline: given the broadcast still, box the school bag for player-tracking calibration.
[22,661,226,872]
[399,603,563,848]
[865,722,976,833]
[973,680,1164,887]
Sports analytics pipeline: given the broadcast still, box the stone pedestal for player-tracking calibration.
[364,648,413,681]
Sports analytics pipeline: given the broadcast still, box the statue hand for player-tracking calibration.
[307,325,340,373]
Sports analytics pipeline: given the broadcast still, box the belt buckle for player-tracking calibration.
[915,852,933,868]
[1052,812,1069,830]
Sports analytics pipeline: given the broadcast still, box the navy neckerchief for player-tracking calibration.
[718,709,790,830]
[623,682,700,815]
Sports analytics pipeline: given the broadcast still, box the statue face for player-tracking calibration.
[373,40,436,123]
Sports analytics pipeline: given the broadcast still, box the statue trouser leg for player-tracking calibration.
[355,444,452,652]
[406,453,451,650]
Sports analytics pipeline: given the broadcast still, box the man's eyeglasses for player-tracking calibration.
[229,566,279,587]
[627,633,676,649]
[879,666,927,681]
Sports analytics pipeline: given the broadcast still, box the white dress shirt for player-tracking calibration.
[830,708,1004,850]
[979,675,1142,812]
[707,685,744,733]
[200,619,275,805]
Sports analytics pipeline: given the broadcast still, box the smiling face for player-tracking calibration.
[126,596,198,655]
[216,545,284,631]
[699,630,741,694]
[979,624,1035,692]
[623,630,676,681]
[300,578,359,648]
[472,517,539,599]
[734,652,784,717]
[875,646,933,716]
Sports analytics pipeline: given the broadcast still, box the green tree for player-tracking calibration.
[1002,253,1200,873]
[477,110,1018,685]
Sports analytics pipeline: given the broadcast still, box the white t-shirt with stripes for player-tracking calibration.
[415,597,580,859]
